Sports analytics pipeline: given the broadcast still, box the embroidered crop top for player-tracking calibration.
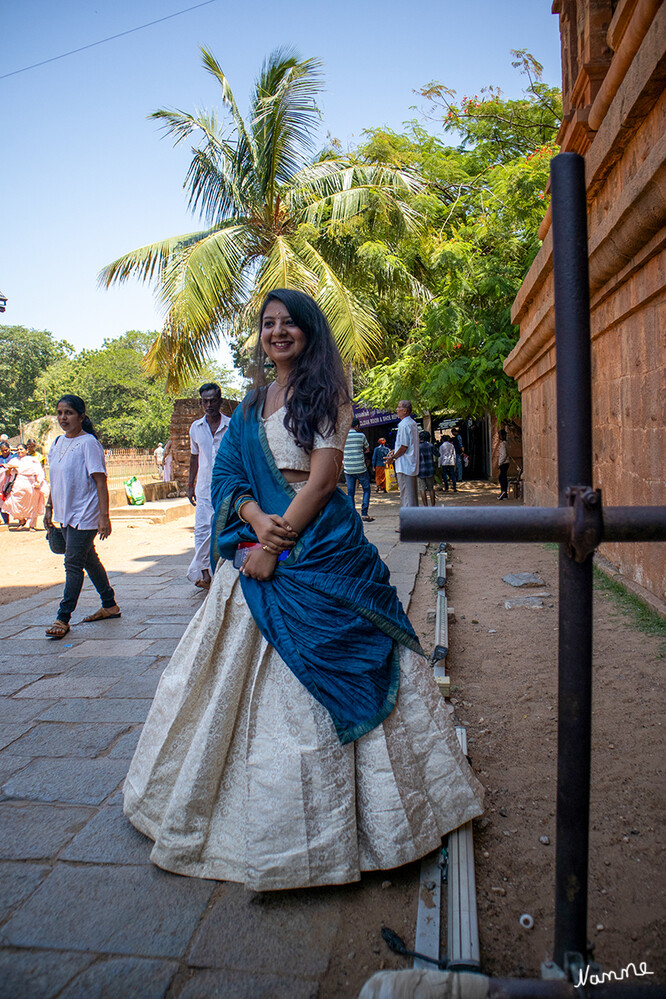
[263,403,352,471]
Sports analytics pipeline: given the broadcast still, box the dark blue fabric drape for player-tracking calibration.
[210,396,422,744]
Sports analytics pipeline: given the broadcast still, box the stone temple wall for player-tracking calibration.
[505,0,666,602]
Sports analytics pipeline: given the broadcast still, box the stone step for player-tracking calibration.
[110,497,194,524]
[108,480,179,507]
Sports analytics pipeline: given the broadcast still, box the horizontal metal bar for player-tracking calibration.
[400,506,666,544]
[603,506,666,541]
[401,507,572,543]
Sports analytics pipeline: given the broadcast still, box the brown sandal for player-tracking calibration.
[82,606,122,622]
[45,621,70,639]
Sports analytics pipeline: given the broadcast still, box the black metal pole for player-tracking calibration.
[551,152,594,969]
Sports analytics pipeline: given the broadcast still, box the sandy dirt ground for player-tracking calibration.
[1,485,663,989]
[406,489,665,983]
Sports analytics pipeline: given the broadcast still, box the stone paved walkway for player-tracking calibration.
[0,492,425,998]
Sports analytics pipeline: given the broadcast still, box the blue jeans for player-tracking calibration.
[57,526,116,623]
[345,470,371,516]
[456,455,463,481]
[442,466,457,490]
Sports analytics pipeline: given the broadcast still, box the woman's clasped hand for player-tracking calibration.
[239,510,297,578]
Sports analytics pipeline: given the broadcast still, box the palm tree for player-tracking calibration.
[100,48,422,390]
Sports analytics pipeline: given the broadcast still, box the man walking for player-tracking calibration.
[387,400,419,507]
[372,437,390,492]
[187,383,230,589]
[153,442,165,474]
[418,430,437,507]
[439,435,457,492]
[343,418,374,522]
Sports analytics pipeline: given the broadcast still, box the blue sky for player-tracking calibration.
[1,0,561,372]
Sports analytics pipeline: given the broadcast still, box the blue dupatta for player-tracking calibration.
[210,395,423,745]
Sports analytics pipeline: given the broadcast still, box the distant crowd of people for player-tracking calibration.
[0,436,49,530]
[339,407,471,522]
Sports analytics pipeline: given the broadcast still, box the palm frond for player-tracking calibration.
[252,236,319,304]
[150,101,258,225]
[98,229,217,288]
[251,49,323,204]
[157,224,251,329]
[149,106,211,146]
[199,47,256,170]
[351,239,431,298]
[295,160,422,198]
[139,224,253,390]
[288,160,423,233]
[144,314,226,392]
[298,241,383,362]
[183,138,259,224]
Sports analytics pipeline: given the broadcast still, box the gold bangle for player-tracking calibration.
[237,499,252,524]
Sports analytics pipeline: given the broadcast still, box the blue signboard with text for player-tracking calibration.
[353,403,396,429]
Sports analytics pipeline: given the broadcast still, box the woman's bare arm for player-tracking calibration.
[281,447,342,534]
[240,448,342,581]
[91,472,112,540]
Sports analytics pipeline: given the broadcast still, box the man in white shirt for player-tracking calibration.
[438,436,457,492]
[186,383,231,589]
[386,400,420,508]
[153,442,165,471]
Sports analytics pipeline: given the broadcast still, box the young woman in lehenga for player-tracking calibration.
[124,289,483,891]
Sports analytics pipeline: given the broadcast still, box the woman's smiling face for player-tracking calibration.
[260,300,307,370]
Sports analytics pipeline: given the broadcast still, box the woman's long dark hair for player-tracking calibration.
[247,289,350,451]
[57,394,98,439]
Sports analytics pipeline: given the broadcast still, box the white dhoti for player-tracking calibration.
[186,411,231,584]
[186,496,214,582]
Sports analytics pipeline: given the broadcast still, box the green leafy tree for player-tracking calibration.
[100,48,420,390]
[0,325,72,434]
[357,54,561,420]
[418,50,562,165]
[35,331,242,447]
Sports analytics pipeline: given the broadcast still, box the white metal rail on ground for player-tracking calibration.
[447,726,481,971]
[413,543,480,972]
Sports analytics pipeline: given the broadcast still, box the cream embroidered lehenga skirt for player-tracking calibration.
[124,560,484,891]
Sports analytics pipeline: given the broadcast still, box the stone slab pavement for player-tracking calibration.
[0,491,424,998]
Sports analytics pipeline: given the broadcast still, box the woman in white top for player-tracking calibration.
[44,395,120,639]
[123,290,483,890]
